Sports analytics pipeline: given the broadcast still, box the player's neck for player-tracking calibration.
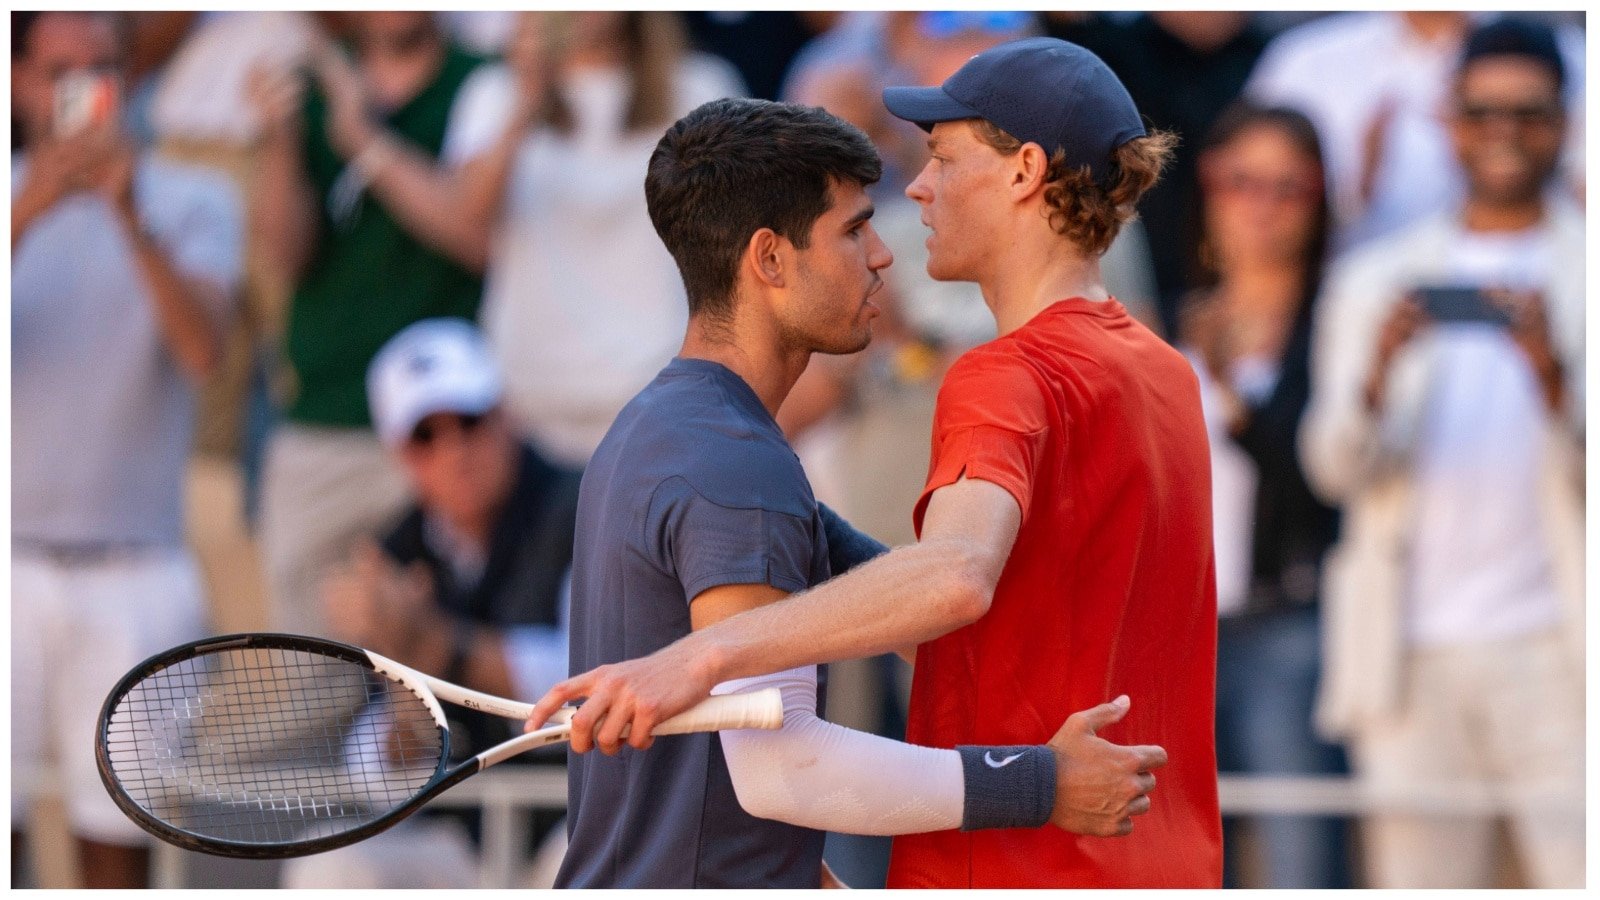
[680,316,808,420]
[980,237,1109,336]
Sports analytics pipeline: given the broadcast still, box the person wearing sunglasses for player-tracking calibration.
[284,318,580,888]
[1301,19,1582,888]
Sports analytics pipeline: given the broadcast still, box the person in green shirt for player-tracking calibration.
[251,11,530,635]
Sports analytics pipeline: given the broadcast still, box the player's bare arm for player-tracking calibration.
[533,475,1167,838]
[533,475,1017,742]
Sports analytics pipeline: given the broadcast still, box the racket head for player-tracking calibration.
[96,633,454,859]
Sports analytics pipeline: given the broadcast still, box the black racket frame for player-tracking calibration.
[95,632,479,860]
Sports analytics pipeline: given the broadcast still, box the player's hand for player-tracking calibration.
[1046,695,1168,837]
[525,638,718,755]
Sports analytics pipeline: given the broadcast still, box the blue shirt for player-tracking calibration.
[557,357,830,888]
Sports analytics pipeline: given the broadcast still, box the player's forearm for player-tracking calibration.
[690,537,991,686]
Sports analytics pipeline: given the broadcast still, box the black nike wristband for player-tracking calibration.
[956,744,1056,831]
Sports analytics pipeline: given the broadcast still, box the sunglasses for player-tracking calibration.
[1456,102,1563,129]
[1204,169,1322,204]
[408,412,488,447]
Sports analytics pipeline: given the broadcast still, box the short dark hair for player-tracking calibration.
[1459,18,1565,91]
[644,97,882,320]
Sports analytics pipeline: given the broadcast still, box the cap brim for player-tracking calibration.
[882,85,983,132]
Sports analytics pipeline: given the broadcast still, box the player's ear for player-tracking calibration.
[1011,142,1050,202]
[745,227,787,290]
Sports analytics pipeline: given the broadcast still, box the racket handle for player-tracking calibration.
[650,688,784,736]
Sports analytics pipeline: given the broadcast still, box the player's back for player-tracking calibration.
[558,357,827,888]
[890,298,1222,888]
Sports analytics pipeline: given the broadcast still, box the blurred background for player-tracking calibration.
[10,9,1586,890]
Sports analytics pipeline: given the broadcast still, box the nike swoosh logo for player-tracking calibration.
[984,751,1025,769]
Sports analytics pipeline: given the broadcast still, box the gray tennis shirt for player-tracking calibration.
[556,357,830,889]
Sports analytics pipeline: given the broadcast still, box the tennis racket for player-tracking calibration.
[96,632,782,859]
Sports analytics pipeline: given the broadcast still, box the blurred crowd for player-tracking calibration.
[10,9,1585,891]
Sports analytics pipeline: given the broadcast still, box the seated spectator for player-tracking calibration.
[250,11,515,635]
[1300,20,1583,888]
[283,318,580,889]
[11,10,240,888]
[1176,102,1349,889]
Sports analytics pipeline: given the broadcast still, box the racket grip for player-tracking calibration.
[649,688,784,736]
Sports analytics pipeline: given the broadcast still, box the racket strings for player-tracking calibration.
[103,647,444,847]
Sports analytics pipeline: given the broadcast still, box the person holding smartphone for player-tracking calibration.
[1300,19,1583,888]
[11,11,241,889]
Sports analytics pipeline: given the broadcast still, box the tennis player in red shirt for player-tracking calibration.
[533,37,1222,888]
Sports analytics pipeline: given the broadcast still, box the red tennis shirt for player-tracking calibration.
[886,298,1222,888]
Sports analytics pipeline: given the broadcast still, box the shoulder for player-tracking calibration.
[621,376,812,518]
[453,60,515,111]
[1251,13,1387,90]
[936,343,1051,435]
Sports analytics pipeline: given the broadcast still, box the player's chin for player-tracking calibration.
[819,329,872,356]
[923,252,963,283]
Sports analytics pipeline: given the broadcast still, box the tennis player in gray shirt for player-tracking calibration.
[556,98,1162,889]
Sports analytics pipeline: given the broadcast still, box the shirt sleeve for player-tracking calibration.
[648,476,815,602]
[913,349,1050,535]
[440,63,516,167]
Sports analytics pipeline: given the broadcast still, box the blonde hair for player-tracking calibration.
[971,120,1178,256]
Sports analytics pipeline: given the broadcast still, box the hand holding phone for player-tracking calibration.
[53,70,120,139]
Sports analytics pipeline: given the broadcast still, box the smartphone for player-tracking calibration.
[53,71,121,139]
[1414,286,1511,327]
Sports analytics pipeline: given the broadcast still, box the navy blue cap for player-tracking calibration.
[882,36,1146,180]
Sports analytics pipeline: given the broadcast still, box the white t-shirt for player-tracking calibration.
[1404,226,1563,646]
[453,55,745,467]
[12,154,242,546]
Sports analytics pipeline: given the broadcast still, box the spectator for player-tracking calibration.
[1300,20,1583,888]
[147,12,324,633]
[1083,13,1271,334]
[461,12,746,467]
[11,10,240,888]
[1248,12,1584,250]
[1176,102,1349,889]
[251,11,515,635]
[283,319,580,889]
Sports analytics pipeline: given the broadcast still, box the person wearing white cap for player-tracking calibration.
[283,317,580,888]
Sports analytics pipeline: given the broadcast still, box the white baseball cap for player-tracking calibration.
[366,318,503,447]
